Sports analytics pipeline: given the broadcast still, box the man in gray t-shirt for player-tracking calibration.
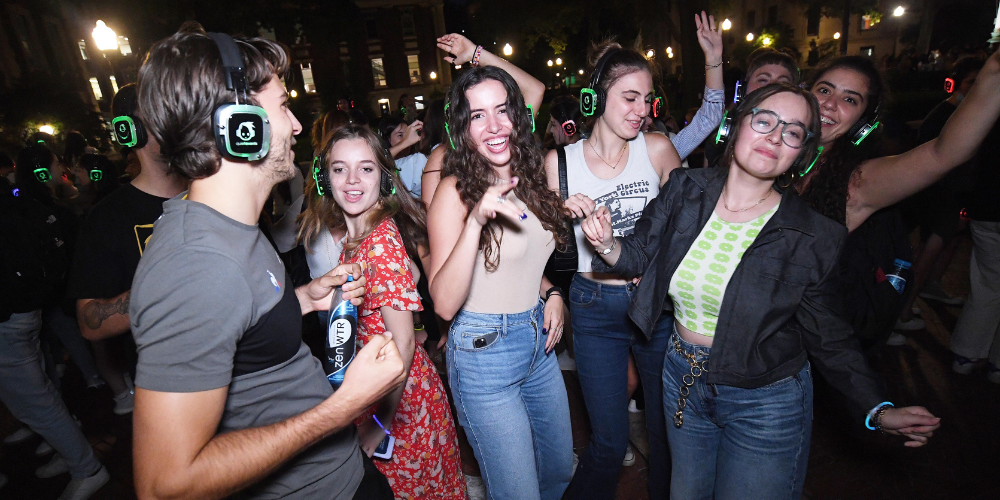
[129,27,405,499]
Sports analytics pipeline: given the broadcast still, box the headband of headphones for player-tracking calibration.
[580,49,623,117]
[208,32,271,162]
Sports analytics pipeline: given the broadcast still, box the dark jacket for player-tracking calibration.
[593,167,885,412]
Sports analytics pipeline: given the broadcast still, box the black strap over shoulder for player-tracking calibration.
[557,146,568,201]
[208,32,247,93]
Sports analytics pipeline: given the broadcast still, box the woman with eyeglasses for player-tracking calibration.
[582,83,940,499]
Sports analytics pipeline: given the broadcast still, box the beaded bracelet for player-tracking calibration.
[471,45,483,67]
[705,61,723,69]
[865,401,894,431]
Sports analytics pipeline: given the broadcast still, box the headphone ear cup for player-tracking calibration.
[312,156,332,197]
[715,110,732,145]
[380,169,396,197]
[133,119,148,149]
[593,88,607,118]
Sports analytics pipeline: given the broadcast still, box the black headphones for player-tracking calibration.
[312,142,397,199]
[580,49,622,117]
[208,33,271,162]
[714,101,823,176]
[846,99,882,146]
[112,115,148,149]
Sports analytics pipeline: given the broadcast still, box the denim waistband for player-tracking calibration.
[671,324,711,362]
[454,300,543,327]
[573,274,637,295]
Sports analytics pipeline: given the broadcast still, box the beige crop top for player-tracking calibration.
[464,198,555,314]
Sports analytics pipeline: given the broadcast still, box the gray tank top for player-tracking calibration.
[566,132,660,273]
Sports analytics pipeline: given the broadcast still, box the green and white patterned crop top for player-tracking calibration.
[667,203,779,336]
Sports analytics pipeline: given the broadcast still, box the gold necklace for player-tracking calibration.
[722,186,773,213]
[588,139,628,169]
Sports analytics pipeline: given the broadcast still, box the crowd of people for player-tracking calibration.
[1,10,999,500]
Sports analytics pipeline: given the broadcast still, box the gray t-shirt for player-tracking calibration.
[130,196,362,499]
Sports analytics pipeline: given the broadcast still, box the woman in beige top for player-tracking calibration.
[426,65,573,499]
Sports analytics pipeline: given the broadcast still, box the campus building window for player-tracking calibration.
[861,13,881,30]
[371,58,387,87]
[407,55,421,84]
[109,76,119,94]
[746,11,756,29]
[78,40,88,60]
[401,9,416,37]
[365,14,378,40]
[89,77,103,100]
[861,46,874,57]
[807,6,821,36]
[118,36,132,56]
[301,63,316,93]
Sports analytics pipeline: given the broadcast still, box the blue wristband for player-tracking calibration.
[864,401,894,430]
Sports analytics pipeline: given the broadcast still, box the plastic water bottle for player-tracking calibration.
[885,259,911,294]
[325,276,358,389]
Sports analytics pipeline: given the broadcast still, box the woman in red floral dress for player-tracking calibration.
[310,124,464,499]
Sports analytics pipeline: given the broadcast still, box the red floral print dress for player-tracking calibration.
[340,218,465,499]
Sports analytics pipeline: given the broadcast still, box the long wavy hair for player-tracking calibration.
[443,66,567,271]
[297,125,427,261]
[799,56,888,224]
[719,83,822,178]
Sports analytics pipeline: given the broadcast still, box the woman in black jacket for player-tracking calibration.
[582,83,939,499]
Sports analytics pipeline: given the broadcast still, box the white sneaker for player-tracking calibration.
[3,426,35,444]
[894,317,925,331]
[919,283,964,305]
[557,350,577,371]
[623,444,636,467]
[36,455,69,478]
[58,466,109,500]
[628,399,641,413]
[465,474,486,500]
[885,333,907,346]
[36,440,54,456]
[113,372,135,415]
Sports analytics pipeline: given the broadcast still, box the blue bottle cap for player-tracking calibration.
[893,258,911,270]
[346,274,354,282]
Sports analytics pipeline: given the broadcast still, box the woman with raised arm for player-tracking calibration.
[800,49,1000,232]
[583,83,940,499]
[421,33,544,210]
[426,66,572,500]
[549,12,721,500]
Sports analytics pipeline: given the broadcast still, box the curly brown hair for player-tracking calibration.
[298,125,427,261]
[443,66,567,271]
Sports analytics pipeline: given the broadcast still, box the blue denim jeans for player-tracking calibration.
[0,311,102,478]
[565,275,671,500]
[663,327,813,500]
[447,301,574,500]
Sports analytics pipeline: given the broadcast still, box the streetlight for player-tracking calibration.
[645,49,655,59]
[503,43,513,56]
[556,72,560,77]
[430,71,437,79]
[746,32,754,42]
[555,57,562,65]
[833,32,841,40]
[578,69,584,75]
[893,6,905,17]
[721,19,732,31]
[92,21,118,51]
[39,125,55,135]
[547,60,553,67]
[761,36,772,46]
[289,90,298,98]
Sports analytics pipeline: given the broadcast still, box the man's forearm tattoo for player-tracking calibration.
[83,290,131,330]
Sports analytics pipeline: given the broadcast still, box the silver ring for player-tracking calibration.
[496,195,506,204]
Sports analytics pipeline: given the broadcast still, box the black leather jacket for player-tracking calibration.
[593,167,885,412]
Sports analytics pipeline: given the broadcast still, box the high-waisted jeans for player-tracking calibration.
[447,300,574,500]
[663,326,813,500]
[564,275,672,500]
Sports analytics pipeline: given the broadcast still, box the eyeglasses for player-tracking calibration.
[747,108,813,149]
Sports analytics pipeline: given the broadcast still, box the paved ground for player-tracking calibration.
[2,239,997,499]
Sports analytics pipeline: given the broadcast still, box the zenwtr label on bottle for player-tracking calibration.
[328,318,354,371]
